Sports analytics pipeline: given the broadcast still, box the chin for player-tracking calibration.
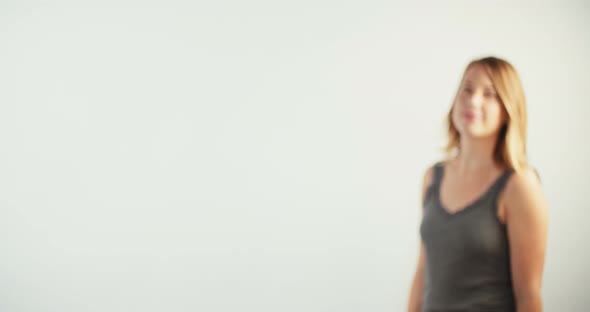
[458,127,485,138]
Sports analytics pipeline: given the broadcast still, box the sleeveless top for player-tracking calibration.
[419,161,517,312]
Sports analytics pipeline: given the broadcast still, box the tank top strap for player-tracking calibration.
[490,166,543,200]
[432,161,445,186]
[489,168,515,199]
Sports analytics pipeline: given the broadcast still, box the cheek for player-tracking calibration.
[485,103,503,125]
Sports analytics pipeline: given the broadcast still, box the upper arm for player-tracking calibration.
[505,167,548,300]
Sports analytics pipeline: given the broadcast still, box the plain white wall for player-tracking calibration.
[1,0,588,311]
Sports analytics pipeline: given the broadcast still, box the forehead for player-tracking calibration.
[462,64,494,88]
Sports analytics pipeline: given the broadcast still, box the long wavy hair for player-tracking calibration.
[443,56,529,174]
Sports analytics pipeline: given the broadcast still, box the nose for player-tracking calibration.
[466,91,484,109]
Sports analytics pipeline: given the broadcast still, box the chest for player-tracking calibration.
[439,173,508,224]
[421,189,511,260]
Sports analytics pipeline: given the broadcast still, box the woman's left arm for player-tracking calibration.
[505,168,549,312]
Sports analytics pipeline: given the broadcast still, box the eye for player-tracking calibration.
[484,91,497,98]
[462,86,473,94]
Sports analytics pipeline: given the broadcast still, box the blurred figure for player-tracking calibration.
[407,57,548,312]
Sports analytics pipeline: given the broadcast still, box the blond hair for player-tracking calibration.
[443,56,529,174]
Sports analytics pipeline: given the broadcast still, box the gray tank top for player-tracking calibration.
[419,161,516,312]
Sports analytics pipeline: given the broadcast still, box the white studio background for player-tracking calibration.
[1,1,588,311]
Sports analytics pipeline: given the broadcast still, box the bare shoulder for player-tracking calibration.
[504,166,546,217]
[506,166,543,197]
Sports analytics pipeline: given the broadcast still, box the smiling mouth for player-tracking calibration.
[464,112,476,120]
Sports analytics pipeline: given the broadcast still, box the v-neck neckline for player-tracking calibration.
[436,162,510,217]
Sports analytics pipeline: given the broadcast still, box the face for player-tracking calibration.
[452,64,507,139]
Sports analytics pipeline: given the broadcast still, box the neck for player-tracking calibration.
[454,135,499,175]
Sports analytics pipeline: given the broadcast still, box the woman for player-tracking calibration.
[407,57,548,312]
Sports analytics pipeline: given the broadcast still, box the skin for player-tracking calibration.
[407,64,548,312]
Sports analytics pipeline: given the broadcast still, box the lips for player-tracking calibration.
[464,112,476,120]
